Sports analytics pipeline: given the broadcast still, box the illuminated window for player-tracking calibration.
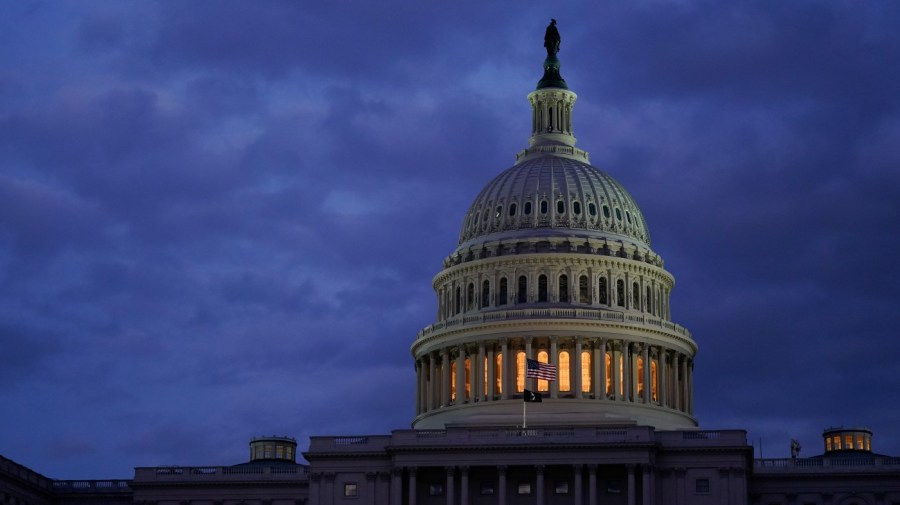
[637,357,645,397]
[651,359,658,401]
[499,278,508,305]
[582,351,591,392]
[616,280,625,307]
[559,274,569,302]
[467,283,475,311]
[516,351,526,392]
[579,275,589,303]
[276,445,284,459]
[518,482,532,495]
[865,437,871,451]
[451,363,457,401]
[264,445,273,459]
[429,484,443,496]
[618,354,624,395]
[464,358,471,400]
[559,351,571,392]
[605,352,613,395]
[826,438,832,451]
[555,481,569,494]
[286,446,293,460]
[598,277,608,305]
[538,351,550,392]
[481,280,490,309]
[845,435,853,449]
[496,353,503,394]
[538,275,548,302]
[344,483,358,497]
[856,434,864,450]
[518,276,528,303]
[833,435,841,450]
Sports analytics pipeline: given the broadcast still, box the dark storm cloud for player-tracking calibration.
[1,0,899,479]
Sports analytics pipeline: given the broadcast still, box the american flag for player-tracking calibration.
[526,358,557,381]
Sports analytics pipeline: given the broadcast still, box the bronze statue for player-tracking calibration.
[544,19,560,57]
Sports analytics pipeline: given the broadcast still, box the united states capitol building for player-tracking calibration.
[3,25,899,505]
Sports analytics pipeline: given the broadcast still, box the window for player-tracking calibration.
[605,352,613,396]
[499,278,508,306]
[496,353,503,394]
[695,478,710,493]
[455,286,461,314]
[495,205,502,219]
[573,201,581,215]
[632,282,640,308]
[516,351,526,392]
[626,211,632,223]
[518,275,528,303]
[429,484,444,496]
[651,359,658,401]
[480,482,495,495]
[559,351,571,392]
[464,358,471,400]
[582,351,591,393]
[509,203,517,216]
[588,202,597,216]
[826,438,832,451]
[344,483,358,497]
[540,200,549,214]
[555,481,569,494]
[579,275,589,303]
[557,200,565,214]
[602,205,610,218]
[451,361,456,401]
[481,280,490,309]
[616,280,625,307]
[606,481,621,493]
[856,434,864,449]
[517,482,532,495]
[615,208,622,220]
[467,283,475,311]
[598,277,608,305]
[845,434,853,449]
[538,275,548,302]
[559,274,569,302]
[524,201,532,215]
[538,350,550,392]
[646,286,653,314]
[637,357,644,397]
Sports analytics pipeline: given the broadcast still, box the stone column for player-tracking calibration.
[622,343,631,402]
[611,342,621,401]
[456,345,466,403]
[535,465,545,505]
[477,342,486,402]
[688,359,694,414]
[587,465,597,505]
[549,337,559,399]
[659,349,668,407]
[390,469,402,505]
[442,348,451,407]
[408,468,417,505]
[642,345,651,404]
[525,337,534,392]
[594,339,604,399]
[574,336,583,398]
[498,465,507,505]
[573,464,583,505]
[365,473,377,505]
[501,338,510,400]
[429,353,437,410]
[446,467,455,505]
[309,473,321,505]
[325,472,335,505]
[680,355,688,413]
[641,465,651,505]
[487,343,495,401]
[460,466,470,505]
[626,465,636,505]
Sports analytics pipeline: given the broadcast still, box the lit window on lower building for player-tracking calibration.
[480,482,494,495]
[518,482,532,495]
[555,481,569,494]
[343,483,358,497]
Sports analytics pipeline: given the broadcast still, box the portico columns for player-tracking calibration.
[594,339,605,399]
[408,468,417,505]
[429,353,437,410]
[587,465,597,505]
[441,348,451,407]
[486,344,495,401]
[642,345,651,403]
[446,467,455,505]
[550,337,559,399]
[573,465,583,505]
[626,464,636,505]
[535,465,545,505]
[456,346,465,403]
[501,338,510,400]
[525,337,534,391]
[659,349,668,407]
[460,467,470,505]
[390,468,402,505]
[574,336,583,398]
[477,342,486,401]
[498,466,508,505]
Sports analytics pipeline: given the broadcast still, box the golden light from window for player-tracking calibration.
[651,359,658,401]
[538,350,550,392]
[483,356,488,397]
[637,357,645,397]
[582,351,591,393]
[496,353,503,394]
[464,358,471,400]
[605,352,613,396]
[451,365,456,401]
[516,351,525,392]
[618,354,624,396]
[559,351,570,392]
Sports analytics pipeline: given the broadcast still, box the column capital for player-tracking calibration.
[535,464,545,475]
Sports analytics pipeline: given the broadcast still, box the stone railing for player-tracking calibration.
[133,465,308,482]
[754,457,900,473]
[307,435,392,453]
[417,307,691,341]
[655,430,748,448]
[51,480,131,493]
[389,426,656,447]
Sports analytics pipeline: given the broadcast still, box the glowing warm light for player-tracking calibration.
[559,351,570,392]
[464,358,471,400]
[581,351,591,392]
[538,351,550,392]
[516,351,525,392]
[651,359,658,401]
[451,365,456,401]
[496,353,503,394]
[605,352,613,396]
[637,357,645,397]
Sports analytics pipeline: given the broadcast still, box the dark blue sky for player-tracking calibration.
[2,1,899,479]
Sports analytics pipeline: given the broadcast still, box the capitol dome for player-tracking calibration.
[411,38,697,431]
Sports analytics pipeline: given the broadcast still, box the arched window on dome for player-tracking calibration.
[616,280,625,307]
[455,286,461,314]
[637,356,645,398]
[509,203,517,217]
[495,205,502,219]
[558,274,569,302]
[615,208,623,221]
[579,275,589,304]
[582,350,591,393]
[516,351,526,393]
[646,286,653,314]
[524,201,532,215]
[540,200,549,214]
[499,277,508,306]
[481,280,490,309]
[517,276,528,303]
[537,351,550,392]
[538,275,548,302]
[495,353,503,395]
[573,201,582,215]
[464,357,471,401]
[626,211,632,224]
[598,277,608,305]
[559,350,570,392]
[556,200,565,214]
[588,202,597,217]
[632,282,640,309]
[467,283,475,311]
[602,205,610,219]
